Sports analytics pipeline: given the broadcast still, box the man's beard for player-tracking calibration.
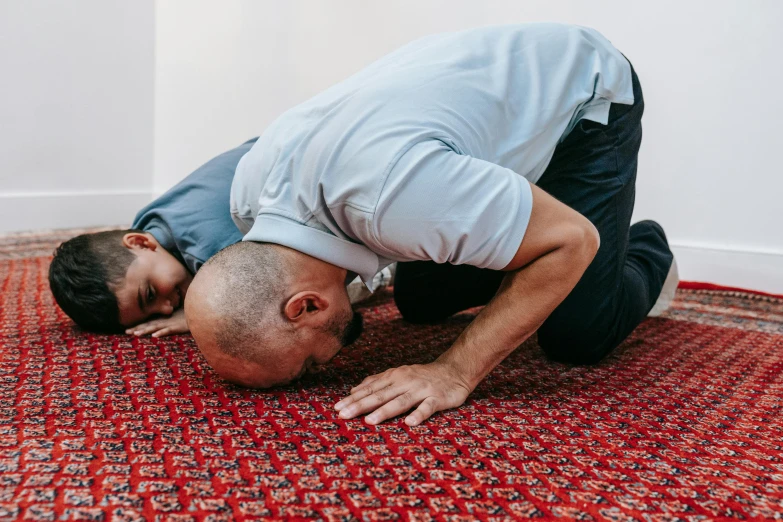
[330,309,364,347]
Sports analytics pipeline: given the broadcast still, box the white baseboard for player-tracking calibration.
[0,190,154,234]
[671,242,783,295]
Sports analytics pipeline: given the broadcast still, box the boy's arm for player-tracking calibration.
[334,184,600,425]
[127,308,189,338]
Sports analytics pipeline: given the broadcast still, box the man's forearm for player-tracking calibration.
[334,186,601,427]
[436,239,597,390]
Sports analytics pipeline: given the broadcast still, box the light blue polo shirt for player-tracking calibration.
[231,24,634,286]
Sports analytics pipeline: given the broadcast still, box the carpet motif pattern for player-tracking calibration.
[0,249,782,520]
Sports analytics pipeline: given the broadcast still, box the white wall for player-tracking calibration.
[153,2,300,195]
[0,1,155,233]
[1,1,780,292]
[154,0,783,293]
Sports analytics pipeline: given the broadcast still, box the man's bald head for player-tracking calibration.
[185,241,363,388]
[185,242,290,385]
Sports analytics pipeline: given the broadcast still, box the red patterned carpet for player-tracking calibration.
[1,233,782,521]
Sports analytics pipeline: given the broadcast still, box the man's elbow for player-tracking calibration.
[567,218,600,267]
[585,220,601,257]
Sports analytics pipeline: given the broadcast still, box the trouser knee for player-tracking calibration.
[393,284,449,324]
[393,263,444,323]
[537,316,616,365]
[393,261,504,324]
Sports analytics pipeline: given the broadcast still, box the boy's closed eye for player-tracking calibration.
[136,284,156,312]
[137,286,152,312]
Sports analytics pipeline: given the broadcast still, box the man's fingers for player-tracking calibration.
[338,382,402,419]
[336,379,386,412]
[351,372,384,394]
[346,378,390,403]
[365,390,418,425]
[405,397,438,426]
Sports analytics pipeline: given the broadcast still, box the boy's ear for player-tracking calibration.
[122,232,159,251]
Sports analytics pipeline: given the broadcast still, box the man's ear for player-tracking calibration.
[122,232,159,251]
[284,291,329,323]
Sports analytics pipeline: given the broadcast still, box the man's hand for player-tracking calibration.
[126,309,189,337]
[334,184,598,426]
[334,361,472,426]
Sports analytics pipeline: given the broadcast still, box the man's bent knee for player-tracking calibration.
[393,291,450,324]
[537,319,616,365]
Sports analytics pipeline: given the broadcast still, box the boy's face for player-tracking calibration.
[114,233,193,327]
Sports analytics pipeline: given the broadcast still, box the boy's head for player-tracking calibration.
[49,230,193,332]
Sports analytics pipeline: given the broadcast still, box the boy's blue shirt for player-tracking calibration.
[132,138,258,273]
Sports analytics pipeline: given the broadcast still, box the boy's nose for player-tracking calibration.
[158,300,174,316]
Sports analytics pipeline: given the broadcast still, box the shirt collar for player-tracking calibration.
[243,214,380,288]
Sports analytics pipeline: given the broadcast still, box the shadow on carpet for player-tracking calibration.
[0,251,782,521]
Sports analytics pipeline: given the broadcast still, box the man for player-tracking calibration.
[185,23,676,426]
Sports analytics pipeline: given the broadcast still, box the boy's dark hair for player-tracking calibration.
[48,229,143,333]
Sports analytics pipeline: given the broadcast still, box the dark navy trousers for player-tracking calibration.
[393,63,674,364]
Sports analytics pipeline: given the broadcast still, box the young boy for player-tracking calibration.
[49,137,392,336]
[48,138,257,336]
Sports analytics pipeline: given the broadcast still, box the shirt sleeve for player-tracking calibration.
[367,139,534,270]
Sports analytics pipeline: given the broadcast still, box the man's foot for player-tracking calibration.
[647,256,679,317]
